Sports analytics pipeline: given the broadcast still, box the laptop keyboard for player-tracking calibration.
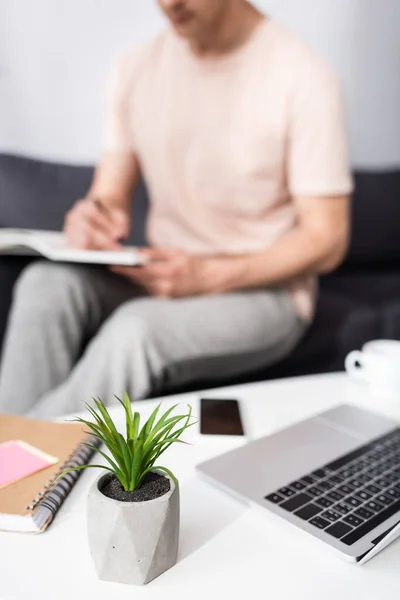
[265,428,400,546]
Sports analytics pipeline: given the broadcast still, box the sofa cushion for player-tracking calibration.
[0,154,93,230]
[344,170,400,267]
[0,153,148,246]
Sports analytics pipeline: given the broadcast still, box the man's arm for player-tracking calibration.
[111,193,349,298]
[87,150,140,212]
[64,150,139,250]
[65,46,143,250]
[203,193,350,294]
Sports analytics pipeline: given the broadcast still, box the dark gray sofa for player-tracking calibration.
[1,153,400,395]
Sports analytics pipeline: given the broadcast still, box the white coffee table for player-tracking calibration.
[2,373,400,599]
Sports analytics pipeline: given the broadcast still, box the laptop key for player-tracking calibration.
[348,478,364,489]
[354,489,373,502]
[321,509,341,523]
[386,487,400,500]
[376,494,394,507]
[344,496,362,508]
[312,469,330,479]
[338,484,354,495]
[295,503,322,520]
[300,475,315,486]
[310,516,331,530]
[365,484,380,495]
[277,487,295,498]
[339,469,353,479]
[327,475,344,485]
[343,514,364,528]
[265,493,284,504]
[315,497,333,509]
[384,472,400,483]
[357,473,372,484]
[280,493,312,512]
[335,502,352,516]
[369,471,382,478]
[327,490,345,502]
[317,480,334,491]
[325,522,353,539]
[365,500,384,513]
[342,497,400,546]
[307,486,324,497]
[368,468,383,478]
[354,507,374,520]
[290,481,307,491]
[348,462,364,474]
[375,478,392,488]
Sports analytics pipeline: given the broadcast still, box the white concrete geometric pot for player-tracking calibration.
[87,471,179,586]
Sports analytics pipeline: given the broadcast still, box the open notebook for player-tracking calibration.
[0,414,101,533]
[0,228,146,266]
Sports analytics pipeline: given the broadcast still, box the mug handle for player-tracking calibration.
[345,350,366,382]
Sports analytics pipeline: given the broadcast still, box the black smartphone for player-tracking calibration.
[200,398,245,436]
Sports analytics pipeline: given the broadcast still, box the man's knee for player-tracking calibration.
[13,262,86,308]
[100,299,166,348]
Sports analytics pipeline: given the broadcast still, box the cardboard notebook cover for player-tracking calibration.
[0,414,100,534]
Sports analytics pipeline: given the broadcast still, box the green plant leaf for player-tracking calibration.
[84,402,104,427]
[132,412,140,440]
[142,423,196,472]
[71,417,110,447]
[56,464,116,481]
[116,433,131,482]
[141,403,161,438]
[83,408,121,450]
[90,400,128,462]
[93,398,120,441]
[124,390,135,436]
[129,437,144,491]
[84,443,125,484]
[73,409,126,471]
[142,410,195,464]
[143,404,181,447]
[143,413,190,451]
[115,391,135,440]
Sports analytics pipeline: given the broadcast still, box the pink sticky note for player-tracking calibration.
[0,440,59,488]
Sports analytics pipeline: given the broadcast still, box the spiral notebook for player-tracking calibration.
[0,414,101,534]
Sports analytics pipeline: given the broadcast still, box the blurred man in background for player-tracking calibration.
[0,0,352,417]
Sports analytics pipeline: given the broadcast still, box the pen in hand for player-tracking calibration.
[92,197,109,214]
[90,196,130,246]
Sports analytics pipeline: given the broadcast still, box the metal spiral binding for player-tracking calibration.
[26,438,100,513]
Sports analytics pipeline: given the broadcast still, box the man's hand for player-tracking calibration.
[111,248,212,298]
[110,194,350,299]
[64,197,130,250]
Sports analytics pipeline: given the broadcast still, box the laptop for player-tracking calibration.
[196,404,400,564]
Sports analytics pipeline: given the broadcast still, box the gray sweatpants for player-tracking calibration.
[0,262,306,418]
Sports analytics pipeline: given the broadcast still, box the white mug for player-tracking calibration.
[345,340,400,399]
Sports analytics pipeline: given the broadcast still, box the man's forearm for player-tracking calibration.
[202,224,348,294]
[87,150,140,214]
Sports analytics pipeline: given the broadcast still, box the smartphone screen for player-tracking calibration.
[200,398,245,436]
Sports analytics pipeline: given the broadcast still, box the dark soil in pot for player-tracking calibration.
[100,472,171,502]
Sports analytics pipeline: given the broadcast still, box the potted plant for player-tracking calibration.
[64,393,194,586]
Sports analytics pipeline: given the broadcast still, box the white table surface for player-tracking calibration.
[2,372,400,599]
